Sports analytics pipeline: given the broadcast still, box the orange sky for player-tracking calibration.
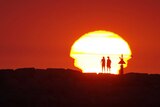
[0,0,160,74]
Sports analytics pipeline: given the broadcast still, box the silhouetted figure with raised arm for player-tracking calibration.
[107,56,111,73]
[101,56,105,73]
[118,54,126,75]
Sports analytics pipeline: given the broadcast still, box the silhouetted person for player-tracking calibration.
[107,56,111,73]
[101,56,105,73]
[118,54,126,75]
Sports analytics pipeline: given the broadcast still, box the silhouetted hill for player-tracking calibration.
[0,68,160,107]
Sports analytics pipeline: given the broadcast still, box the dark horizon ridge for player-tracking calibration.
[0,67,159,75]
[1,68,160,107]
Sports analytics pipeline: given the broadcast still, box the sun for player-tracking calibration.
[70,30,132,74]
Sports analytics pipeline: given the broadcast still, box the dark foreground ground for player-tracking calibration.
[0,68,160,107]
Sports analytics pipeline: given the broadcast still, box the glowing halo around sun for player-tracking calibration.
[70,30,132,74]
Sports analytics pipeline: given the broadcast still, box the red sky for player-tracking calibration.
[0,0,160,74]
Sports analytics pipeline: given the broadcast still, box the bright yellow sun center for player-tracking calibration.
[70,30,132,74]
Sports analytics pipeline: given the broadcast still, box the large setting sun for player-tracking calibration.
[70,30,132,74]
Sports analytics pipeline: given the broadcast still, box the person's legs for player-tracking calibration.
[102,65,103,73]
[107,67,109,73]
[109,67,111,73]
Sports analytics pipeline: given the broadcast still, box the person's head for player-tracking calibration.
[107,56,110,59]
